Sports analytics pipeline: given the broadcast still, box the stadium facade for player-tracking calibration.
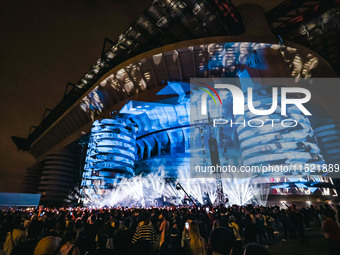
[13,0,340,206]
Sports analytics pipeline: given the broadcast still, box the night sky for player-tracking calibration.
[0,0,281,193]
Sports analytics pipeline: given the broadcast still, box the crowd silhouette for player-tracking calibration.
[0,204,339,255]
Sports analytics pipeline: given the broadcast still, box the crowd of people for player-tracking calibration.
[0,203,339,255]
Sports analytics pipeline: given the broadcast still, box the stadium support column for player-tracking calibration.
[22,163,43,194]
[81,116,137,204]
[38,148,76,205]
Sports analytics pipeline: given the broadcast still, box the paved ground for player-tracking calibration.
[268,227,329,255]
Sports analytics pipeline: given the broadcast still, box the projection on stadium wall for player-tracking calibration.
[81,97,191,198]
[190,78,340,177]
[81,78,340,201]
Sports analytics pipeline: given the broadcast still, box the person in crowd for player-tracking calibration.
[12,220,43,255]
[33,236,62,255]
[96,216,114,251]
[84,215,98,253]
[264,213,274,242]
[159,225,186,255]
[293,207,308,243]
[95,234,111,255]
[74,219,84,240]
[244,208,257,244]
[43,218,60,238]
[243,243,270,255]
[114,218,133,255]
[181,221,206,255]
[279,209,290,241]
[3,216,26,255]
[131,212,157,255]
[159,213,170,248]
[255,211,267,244]
[322,210,340,255]
[212,220,221,230]
[301,207,312,230]
[208,227,235,255]
[59,229,80,255]
[228,215,242,253]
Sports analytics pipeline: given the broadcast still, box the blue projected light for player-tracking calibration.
[271,184,289,189]
[309,187,318,193]
[189,77,331,181]
[314,123,340,164]
[234,80,325,168]
[237,95,323,166]
[81,96,191,197]
[82,116,137,198]
[79,41,340,203]
[81,79,340,202]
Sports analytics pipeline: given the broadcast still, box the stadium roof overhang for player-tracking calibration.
[12,2,339,161]
[21,38,334,162]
